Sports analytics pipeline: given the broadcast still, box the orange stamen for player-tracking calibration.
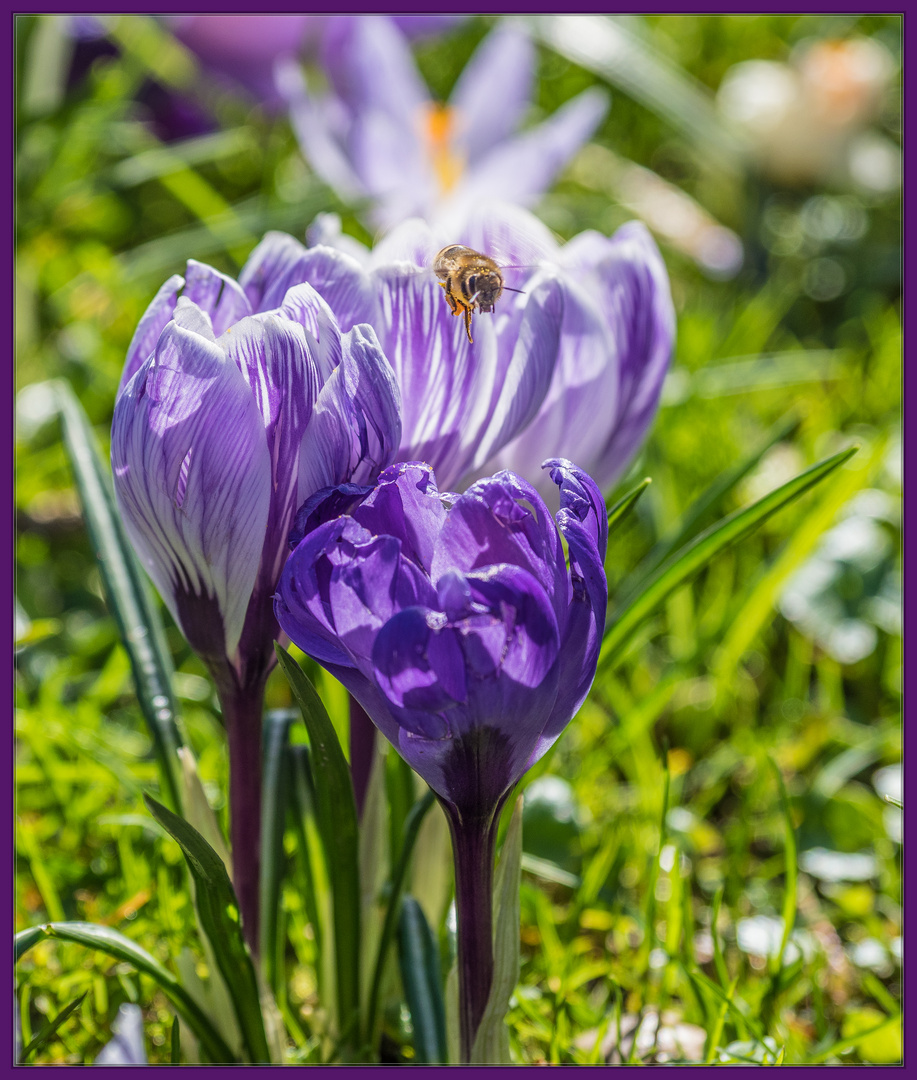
[424,103,465,196]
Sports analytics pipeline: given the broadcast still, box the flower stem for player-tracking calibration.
[446,807,498,1063]
[219,676,267,957]
[349,696,376,817]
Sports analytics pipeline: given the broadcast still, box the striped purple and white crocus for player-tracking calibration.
[111,255,401,950]
[244,201,675,498]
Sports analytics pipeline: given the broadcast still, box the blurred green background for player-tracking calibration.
[15,14,900,1064]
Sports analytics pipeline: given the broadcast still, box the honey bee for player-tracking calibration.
[432,245,527,344]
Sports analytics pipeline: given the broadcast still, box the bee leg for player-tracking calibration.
[439,280,460,316]
[463,305,474,344]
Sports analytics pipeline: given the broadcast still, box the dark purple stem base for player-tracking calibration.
[446,807,499,1063]
[349,695,377,817]
[218,677,267,957]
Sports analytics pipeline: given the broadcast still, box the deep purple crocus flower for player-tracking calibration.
[111,255,400,950]
[278,17,608,230]
[274,458,607,1059]
[244,202,674,497]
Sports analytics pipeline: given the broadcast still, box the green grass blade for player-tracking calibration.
[15,923,235,1062]
[366,790,436,1050]
[14,924,47,963]
[704,977,738,1063]
[260,708,295,992]
[287,744,327,970]
[710,886,730,990]
[529,15,745,167]
[769,760,798,987]
[398,895,448,1064]
[684,964,764,1043]
[170,1016,181,1064]
[712,435,884,678]
[54,380,183,811]
[274,646,361,1053]
[639,411,800,578]
[600,446,858,667]
[806,1014,901,1064]
[19,991,87,1062]
[606,478,651,535]
[143,795,270,1063]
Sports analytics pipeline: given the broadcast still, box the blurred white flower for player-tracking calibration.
[717,37,899,190]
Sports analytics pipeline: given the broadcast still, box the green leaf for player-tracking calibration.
[14,924,46,963]
[14,922,235,1062]
[274,646,361,1053]
[259,708,295,992]
[600,446,858,667]
[768,760,798,1000]
[712,435,884,678]
[287,745,327,981]
[365,790,437,1051]
[54,379,184,811]
[471,795,523,1065]
[170,1016,181,1064]
[177,747,232,875]
[398,895,448,1064]
[18,991,87,1062]
[639,411,800,578]
[143,795,270,1063]
[606,477,651,535]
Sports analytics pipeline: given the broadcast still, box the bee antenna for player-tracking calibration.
[502,286,526,295]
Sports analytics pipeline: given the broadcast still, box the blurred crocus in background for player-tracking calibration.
[61,15,464,140]
[278,16,608,230]
[275,458,608,1060]
[111,254,401,949]
[716,36,899,193]
[257,202,674,499]
[168,14,464,110]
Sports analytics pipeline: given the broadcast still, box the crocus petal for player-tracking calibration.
[529,459,609,760]
[171,15,312,105]
[112,314,271,660]
[238,230,309,311]
[183,259,253,337]
[275,58,365,200]
[219,311,322,584]
[239,232,376,334]
[484,273,619,493]
[305,212,373,266]
[432,470,568,618]
[351,462,447,573]
[464,272,564,479]
[296,323,402,499]
[276,281,345,383]
[449,24,535,164]
[566,222,675,490]
[373,259,560,489]
[311,18,434,226]
[391,14,466,38]
[276,514,436,671]
[373,565,561,808]
[446,87,609,218]
[279,246,378,333]
[120,273,184,394]
[320,15,429,130]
